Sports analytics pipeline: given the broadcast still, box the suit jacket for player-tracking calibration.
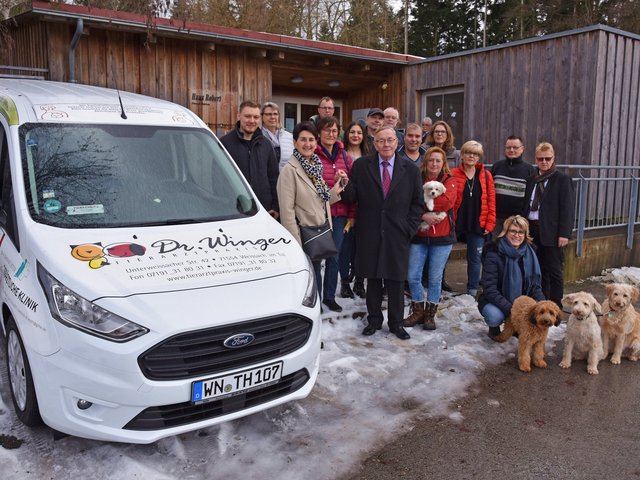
[522,169,575,246]
[277,155,340,246]
[342,154,423,281]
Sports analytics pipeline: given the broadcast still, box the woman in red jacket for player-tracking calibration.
[452,140,496,297]
[403,146,457,330]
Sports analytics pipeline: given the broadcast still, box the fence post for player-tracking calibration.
[576,175,587,257]
[628,176,639,249]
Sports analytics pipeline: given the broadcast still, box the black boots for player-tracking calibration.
[340,280,354,299]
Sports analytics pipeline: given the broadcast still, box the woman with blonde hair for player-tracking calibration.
[403,146,457,331]
[452,140,496,297]
[478,215,545,339]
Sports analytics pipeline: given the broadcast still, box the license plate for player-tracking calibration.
[191,362,283,404]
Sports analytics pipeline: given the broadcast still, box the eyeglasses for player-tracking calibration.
[536,157,554,162]
[375,138,397,145]
[433,130,447,135]
[323,129,339,135]
[507,229,525,236]
[505,145,523,150]
[463,152,480,157]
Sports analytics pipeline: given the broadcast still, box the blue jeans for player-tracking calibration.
[407,243,453,303]
[465,232,486,293]
[339,227,353,280]
[481,303,506,328]
[323,216,347,300]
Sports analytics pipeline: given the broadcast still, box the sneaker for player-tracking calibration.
[322,298,343,312]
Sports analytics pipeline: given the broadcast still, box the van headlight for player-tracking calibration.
[302,255,318,308]
[37,263,148,342]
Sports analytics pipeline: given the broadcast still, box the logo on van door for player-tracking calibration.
[71,242,147,269]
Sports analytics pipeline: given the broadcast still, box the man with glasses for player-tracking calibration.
[309,96,336,127]
[383,106,404,147]
[341,126,423,340]
[490,135,535,235]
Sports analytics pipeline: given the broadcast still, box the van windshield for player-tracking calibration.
[19,124,258,228]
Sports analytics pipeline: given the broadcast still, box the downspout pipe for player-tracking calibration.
[69,18,83,83]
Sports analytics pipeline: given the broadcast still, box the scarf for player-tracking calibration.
[530,166,556,212]
[498,237,542,304]
[293,149,331,202]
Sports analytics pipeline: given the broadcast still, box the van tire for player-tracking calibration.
[6,316,42,426]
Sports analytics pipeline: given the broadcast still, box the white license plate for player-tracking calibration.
[191,362,283,404]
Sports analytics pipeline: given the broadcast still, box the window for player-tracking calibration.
[421,87,464,148]
[0,125,19,248]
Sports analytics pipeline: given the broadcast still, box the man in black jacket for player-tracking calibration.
[342,126,424,340]
[221,101,280,218]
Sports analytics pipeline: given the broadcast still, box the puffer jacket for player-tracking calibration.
[452,163,497,232]
[412,173,457,245]
[316,141,356,218]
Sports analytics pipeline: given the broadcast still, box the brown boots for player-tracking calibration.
[403,302,425,327]
[403,301,439,330]
[423,302,438,330]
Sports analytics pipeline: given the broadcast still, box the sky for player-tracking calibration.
[1,266,639,480]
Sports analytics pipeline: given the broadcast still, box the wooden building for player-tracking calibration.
[0,1,418,136]
[404,24,640,165]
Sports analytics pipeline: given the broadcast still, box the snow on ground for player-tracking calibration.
[0,268,638,480]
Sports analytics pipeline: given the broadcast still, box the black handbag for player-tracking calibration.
[299,220,337,261]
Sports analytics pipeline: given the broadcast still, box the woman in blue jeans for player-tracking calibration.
[452,140,496,297]
[403,147,457,331]
[478,215,545,339]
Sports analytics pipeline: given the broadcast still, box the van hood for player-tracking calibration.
[32,215,305,301]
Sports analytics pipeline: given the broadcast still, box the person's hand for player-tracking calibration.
[421,212,443,225]
[334,169,348,190]
[268,209,280,220]
[558,236,569,247]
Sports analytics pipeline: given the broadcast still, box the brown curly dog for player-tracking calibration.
[601,283,640,364]
[494,295,563,372]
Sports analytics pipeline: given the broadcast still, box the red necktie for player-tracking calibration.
[382,161,391,198]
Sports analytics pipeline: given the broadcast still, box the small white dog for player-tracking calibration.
[419,181,447,231]
[559,292,604,375]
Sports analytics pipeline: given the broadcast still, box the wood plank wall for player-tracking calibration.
[404,30,640,167]
[4,21,273,133]
[342,69,406,125]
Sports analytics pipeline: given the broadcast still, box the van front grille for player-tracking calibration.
[124,369,310,430]
[138,315,313,380]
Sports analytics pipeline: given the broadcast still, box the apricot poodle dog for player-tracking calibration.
[601,283,640,364]
[559,292,604,374]
[494,295,563,372]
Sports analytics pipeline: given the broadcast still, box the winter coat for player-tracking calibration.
[220,123,279,212]
[412,173,457,245]
[277,155,341,246]
[341,154,423,281]
[522,169,576,246]
[315,141,356,218]
[452,164,497,233]
[478,240,545,316]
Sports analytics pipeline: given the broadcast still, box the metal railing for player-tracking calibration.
[562,165,640,256]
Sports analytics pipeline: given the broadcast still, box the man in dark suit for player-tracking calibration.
[342,126,424,340]
[522,142,575,307]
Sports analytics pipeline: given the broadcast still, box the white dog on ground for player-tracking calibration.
[559,292,604,374]
[419,181,447,231]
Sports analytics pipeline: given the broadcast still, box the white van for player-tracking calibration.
[0,79,321,443]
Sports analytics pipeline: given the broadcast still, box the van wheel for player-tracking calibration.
[6,317,41,426]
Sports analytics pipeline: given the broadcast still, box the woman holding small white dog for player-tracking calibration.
[452,140,496,297]
[403,146,457,330]
[478,215,545,339]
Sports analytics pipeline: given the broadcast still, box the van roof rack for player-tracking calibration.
[0,65,48,80]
